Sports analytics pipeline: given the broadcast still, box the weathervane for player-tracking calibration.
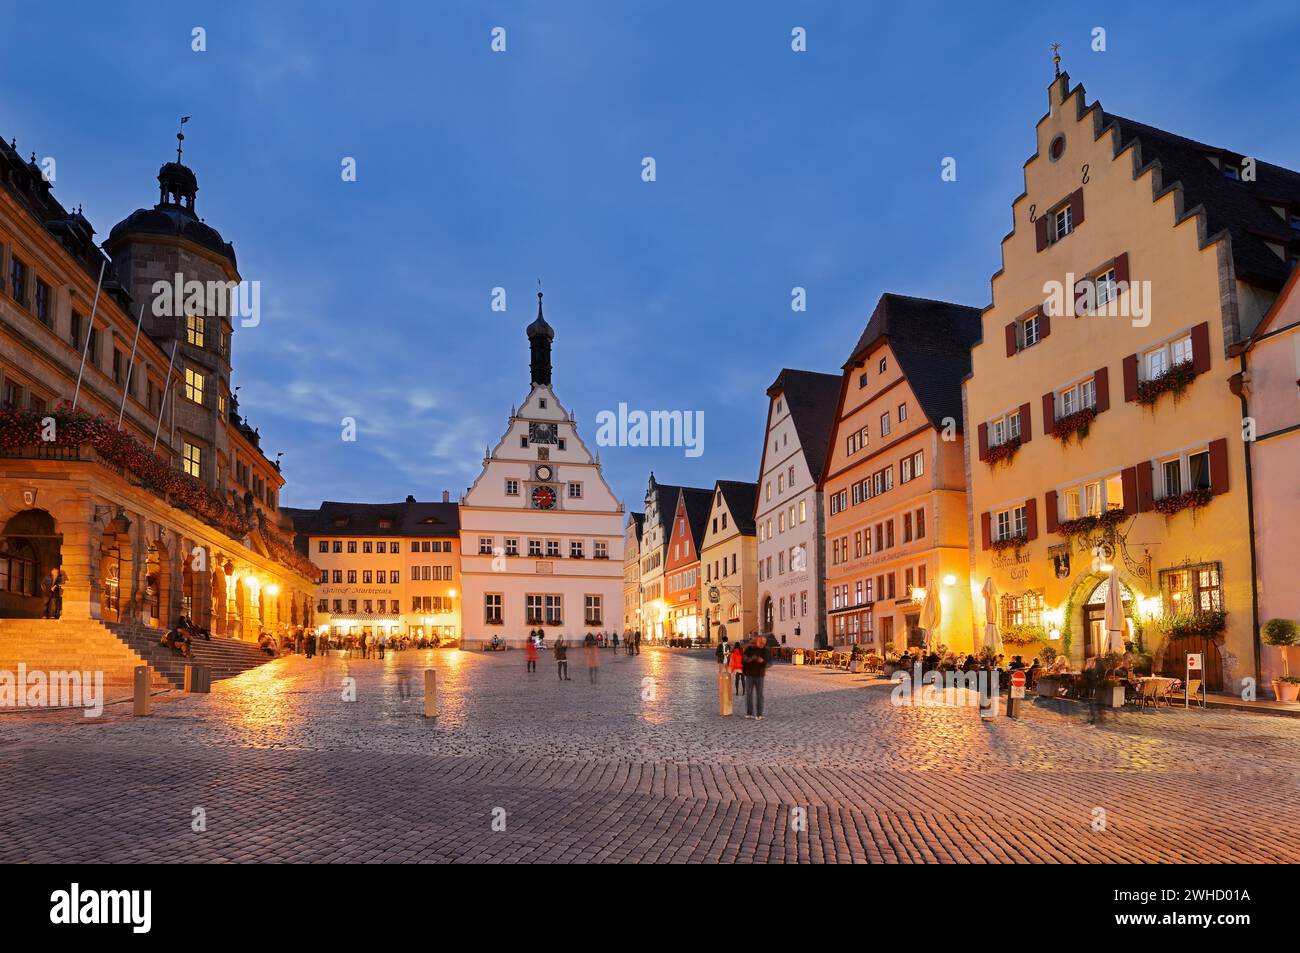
[1051,42,1062,78]
[177,115,191,163]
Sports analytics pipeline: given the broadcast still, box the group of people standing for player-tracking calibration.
[716,633,772,719]
[524,630,642,684]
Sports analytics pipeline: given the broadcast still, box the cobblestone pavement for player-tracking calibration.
[1,647,1297,862]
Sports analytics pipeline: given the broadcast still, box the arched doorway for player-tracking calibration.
[1082,577,1133,660]
[1,509,61,618]
[761,596,773,634]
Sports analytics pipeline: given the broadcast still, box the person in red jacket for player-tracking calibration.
[525,634,538,673]
[729,642,745,697]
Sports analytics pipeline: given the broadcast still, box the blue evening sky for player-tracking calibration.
[3,2,1298,511]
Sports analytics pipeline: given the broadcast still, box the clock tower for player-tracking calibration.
[457,296,625,646]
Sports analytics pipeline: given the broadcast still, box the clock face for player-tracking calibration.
[531,485,557,510]
[529,422,558,445]
[535,464,553,482]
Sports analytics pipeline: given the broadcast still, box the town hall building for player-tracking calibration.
[457,294,624,646]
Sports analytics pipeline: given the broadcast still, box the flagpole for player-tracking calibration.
[71,258,106,410]
[117,302,146,429]
[152,340,178,451]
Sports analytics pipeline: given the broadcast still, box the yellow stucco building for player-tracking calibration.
[965,70,1300,689]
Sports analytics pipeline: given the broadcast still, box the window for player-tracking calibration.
[545,540,560,558]
[70,312,83,350]
[184,367,204,405]
[995,505,1027,542]
[1160,563,1222,615]
[34,280,50,326]
[878,357,887,375]
[528,539,542,557]
[347,570,357,583]
[1142,331,1194,383]
[570,541,584,559]
[479,537,493,555]
[1000,590,1045,629]
[186,314,204,347]
[1059,377,1096,417]
[778,473,784,493]
[880,412,891,437]
[182,442,201,479]
[568,482,583,499]
[363,541,373,553]
[332,570,342,583]
[1157,449,1212,499]
[485,593,503,625]
[898,402,907,422]
[505,538,519,557]
[1146,347,1167,381]
[799,500,806,523]
[989,409,1021,447]
[1052,203,1073,242]
[332,541,342,553]
[538,398,547,409]
[915,507,926,539]
[318,540,328,553]
[1094,267,1117,308]
[9,257,28,304]
[362,571,373,584]
[505,479,519,496]
[1021,312,1040,349]
[1171,335,1194,368]
[585,595,602,626]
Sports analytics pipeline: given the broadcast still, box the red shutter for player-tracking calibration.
[1113,252,1130,287]
[977,422,989,461]
[1094,366,1110,413]
[1121,466,1139,516]
[1136,461,1154,512]
[1041,392,1056,435]
[1209,437,1229,495]
[1035,215,1049,251]
[980,512,992,551]
[1122,354,1138,402]
[1018,402,1032,443]
[1069,188,1085,227]
[1005,323,1018,357]
[1045,489,1059,534]
[1038,304,1051,340]
[1191,321,1212,375]
[1024,498,1038,541]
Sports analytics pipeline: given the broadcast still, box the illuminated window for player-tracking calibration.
[182,442,201,479]
[184,367,204,405]
[186,315,205,347]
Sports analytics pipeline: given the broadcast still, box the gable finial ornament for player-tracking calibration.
[1051,42,1062,78]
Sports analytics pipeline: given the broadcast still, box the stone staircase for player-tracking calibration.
[0,618,171,691]
[102,621,275,688]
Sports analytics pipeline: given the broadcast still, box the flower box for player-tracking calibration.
[1136,361,1198,406]
[989,533,1029,553]
[1050,406,1098,445]
[985,436,1022,467]
[1152,487,1212,517]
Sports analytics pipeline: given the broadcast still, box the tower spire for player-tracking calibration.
[526,283,555,386]
[1050,42,1062,78]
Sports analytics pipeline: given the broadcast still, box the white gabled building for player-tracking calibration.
[458,295,624,646]
[754,369,841,650]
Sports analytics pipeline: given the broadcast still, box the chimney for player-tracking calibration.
[441,490,450,503]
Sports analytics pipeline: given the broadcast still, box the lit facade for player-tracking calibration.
[285,497,461,642]
[457,296,624,646]
[820,294,980,653]
[662,486,711,640]
[699,480,758,642]
[754,369,840,649]
[0,132,316,638]
[964,71,1299,689]
[623,512,643,631]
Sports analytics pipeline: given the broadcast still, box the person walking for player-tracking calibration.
[525,634,538,673]
[305,630,316,659]
[41,566,67,619]
[554,635,570,681]
[1083,656,1106,726]
[634,629,641,655]
[611,630,619,654]
[583,632,600,684]
[716,637,730,673]
[743,634,771,719]
[729,641,745,697]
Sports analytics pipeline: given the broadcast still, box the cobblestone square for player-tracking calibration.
[1,647,1297,863]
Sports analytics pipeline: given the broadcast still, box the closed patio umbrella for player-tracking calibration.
[981,577,1002,654]
[1104,570,1126,654]
[920,579,941,647]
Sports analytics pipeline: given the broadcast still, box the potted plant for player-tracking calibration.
[1262,618,1300,702]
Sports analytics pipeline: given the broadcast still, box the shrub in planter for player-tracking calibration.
[1136,361,1198,406]
[985,436,1021,467]
[1262,618,1300,701]
[1050,406,1098,445]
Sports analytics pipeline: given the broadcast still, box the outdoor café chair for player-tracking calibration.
[1139,678,1161,708]
[1159,679,1182,708]
[1184,678,1206,708]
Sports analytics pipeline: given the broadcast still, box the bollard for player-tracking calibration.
[133,665,151,716]
[718,669,733,717]
[424,669,438,718]
[184,663,211,693]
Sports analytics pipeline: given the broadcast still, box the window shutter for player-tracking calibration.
[1191,321,1212,375]
[1094,366,1110,413]
[1005,323,1018,357]
[1209,437,1229,495]
[1113,252,1130,287]
[977,422,989,461]
[980,512,991,550]
[1035,215,1049,251]
[1041,392,1056,435]
[1136,461,1153,512]
[1038,304,1051,340]
[1018,402,1032,443]
[1122,354,1138,402]
[1045,489,1059,534]
[1024,498,1038,541]
[1121,466,1138,516]
[1069,188,1085,227]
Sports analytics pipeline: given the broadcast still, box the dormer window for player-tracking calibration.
[1222,163,1239,181]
